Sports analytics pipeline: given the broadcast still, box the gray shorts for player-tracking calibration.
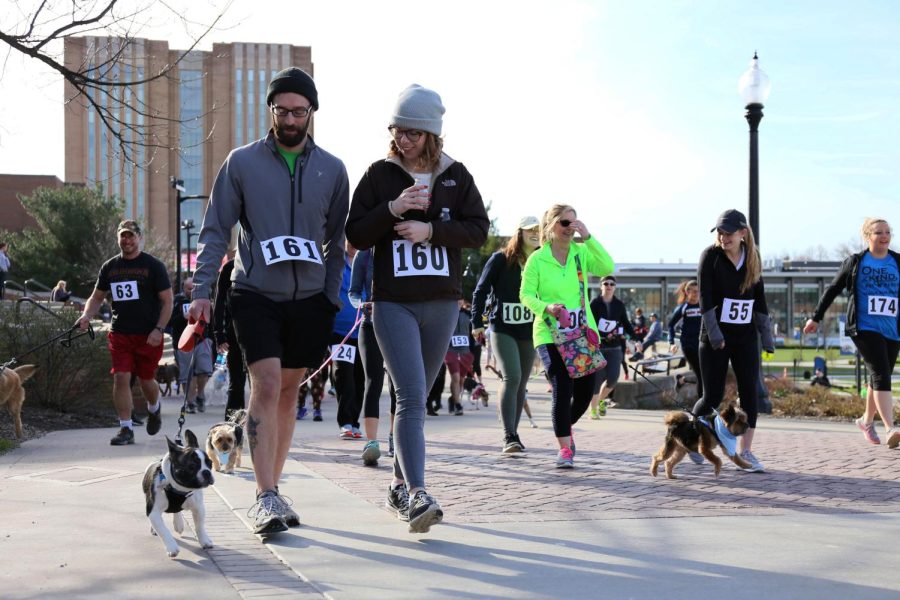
[176,338,213,383]
[592,346,624,394]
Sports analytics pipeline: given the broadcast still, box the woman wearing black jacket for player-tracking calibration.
[804,218,900,449]
[668,279,703,399]
[345,84,489,533]
[471,216,541,453]
[692,209,774,473]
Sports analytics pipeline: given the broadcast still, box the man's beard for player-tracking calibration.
[273,119,310,147]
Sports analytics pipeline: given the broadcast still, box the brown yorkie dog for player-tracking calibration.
[650,399,752,479]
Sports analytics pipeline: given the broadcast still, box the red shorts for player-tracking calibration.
[444,351,474,375]
[107,331,164,380]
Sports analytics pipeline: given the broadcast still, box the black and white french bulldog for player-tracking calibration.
[141,429,215,557]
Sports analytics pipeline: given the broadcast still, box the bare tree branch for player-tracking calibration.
[0,0,231,168]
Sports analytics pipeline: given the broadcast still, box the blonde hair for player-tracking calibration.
[388,132,444,172]
[861,218,891,243]
[540,204,576,245]
[715,227,761,294]
[675,279,698,303]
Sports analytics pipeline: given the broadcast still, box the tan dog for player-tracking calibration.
[0,365,38,439]
[206,409,247,474]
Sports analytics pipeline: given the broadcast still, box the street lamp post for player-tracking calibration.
[738,52,773,413]
[170,176,208,290]
[738,52,771,246]
[181,219,196,276]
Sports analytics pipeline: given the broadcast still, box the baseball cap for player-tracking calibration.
[117,220,142,236]
[517,216,540,230]
[710,209,748,233]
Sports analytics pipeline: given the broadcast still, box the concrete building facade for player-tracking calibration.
[63,36,313,251]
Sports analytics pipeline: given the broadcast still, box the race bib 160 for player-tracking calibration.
[392,240,449,277]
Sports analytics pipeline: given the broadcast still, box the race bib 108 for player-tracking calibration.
[867,295,898,318]
[501,302,533,324]
[720,298,754,324]
[392,240,449,277]
[260,235,323,266]
[111,281,139,302]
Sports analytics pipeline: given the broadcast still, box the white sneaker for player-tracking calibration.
[739,450,765,473]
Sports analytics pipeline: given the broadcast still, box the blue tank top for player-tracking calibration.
[856,253,900,341]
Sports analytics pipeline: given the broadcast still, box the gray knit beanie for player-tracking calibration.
[390,84,445,136]
[266,67,319,110]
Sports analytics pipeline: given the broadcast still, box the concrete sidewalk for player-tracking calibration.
[2,373,899,599]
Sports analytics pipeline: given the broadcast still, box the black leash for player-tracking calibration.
[1,322,95,371]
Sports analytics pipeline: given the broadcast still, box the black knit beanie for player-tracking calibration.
[266,67,319,110]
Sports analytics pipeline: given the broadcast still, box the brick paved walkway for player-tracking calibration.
[292,426,900,524]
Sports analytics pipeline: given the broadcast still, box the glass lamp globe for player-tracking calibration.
[738,52,771,106]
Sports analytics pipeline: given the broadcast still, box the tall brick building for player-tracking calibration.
[63,36,313,251]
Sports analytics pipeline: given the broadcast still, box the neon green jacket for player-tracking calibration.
[520,237,615,347]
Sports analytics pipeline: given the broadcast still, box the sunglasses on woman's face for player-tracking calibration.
[558,219,573,227]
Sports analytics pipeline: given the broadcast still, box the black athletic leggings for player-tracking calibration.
[693,340,759,428]
[682,345,703,399]
[333,334,365,428]
[852,330,900,392]
[537,344,596,437]
[224,329,247,416]
[359,320,397,419]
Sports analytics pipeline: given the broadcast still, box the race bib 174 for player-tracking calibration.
[392,240,449,277]
[867,295,898,318]
[260,236,323,266]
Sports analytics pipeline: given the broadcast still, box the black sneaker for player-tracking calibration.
[514,433,526,452]
[454,405,464,416]
[131,412,144,426]
[386,484,410,522]
[408,490,443,534]
[146,407,162,436]
[502,434,523,454]
[186,402,197,414]
[426,407,438,416]
[196,397,206,413]
[110,427,135,446]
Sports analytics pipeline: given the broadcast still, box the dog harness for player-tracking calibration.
[157,471,193,513]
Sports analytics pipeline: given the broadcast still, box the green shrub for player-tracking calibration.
[0,303,112,412]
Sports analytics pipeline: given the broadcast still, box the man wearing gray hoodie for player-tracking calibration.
[190,68,349,535]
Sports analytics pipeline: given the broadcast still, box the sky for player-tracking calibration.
[1,0,898,264]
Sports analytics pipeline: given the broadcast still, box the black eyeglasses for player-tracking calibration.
[271,105,313,118]
[388,126,424,142]
[602,282,616,287]
[558,219,573,227]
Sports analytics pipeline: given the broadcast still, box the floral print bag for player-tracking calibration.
[542,255,607,378]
